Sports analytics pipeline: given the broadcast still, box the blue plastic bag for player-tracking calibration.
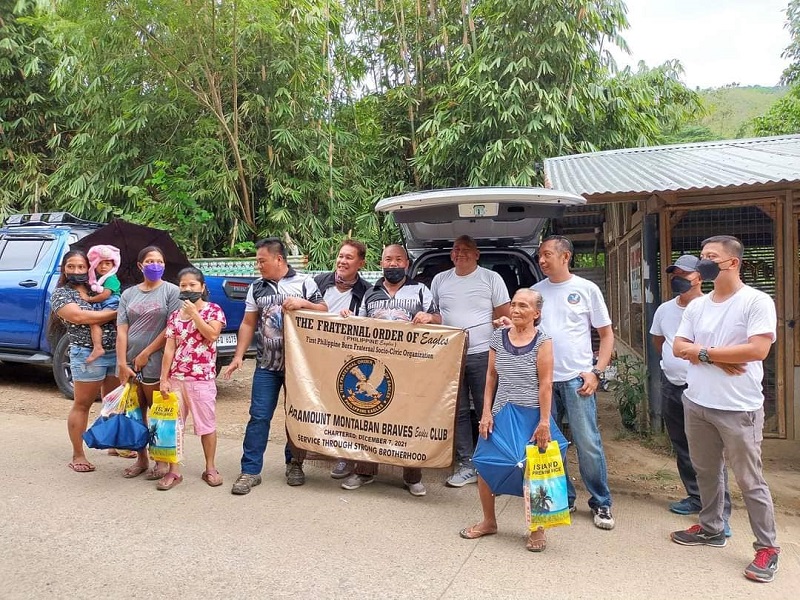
[83,413,149,450]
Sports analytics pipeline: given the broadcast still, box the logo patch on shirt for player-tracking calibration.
[567,292,581,305]
[337,355,395,416]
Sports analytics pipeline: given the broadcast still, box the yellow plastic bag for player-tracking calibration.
[524,441,571,530]
[147,391,184,464]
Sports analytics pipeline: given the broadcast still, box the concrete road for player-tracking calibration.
[1,412,798,599]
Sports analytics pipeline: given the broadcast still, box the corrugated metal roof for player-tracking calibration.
[544,134,800,197]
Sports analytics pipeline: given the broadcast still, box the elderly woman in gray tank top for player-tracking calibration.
[459,288,555,552]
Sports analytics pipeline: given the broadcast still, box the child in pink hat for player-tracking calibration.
[83,244,122,363]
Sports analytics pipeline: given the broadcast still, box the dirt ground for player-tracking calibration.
[2,359,799,515]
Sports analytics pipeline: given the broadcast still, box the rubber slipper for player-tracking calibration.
[123,465,148,478]
[459,526,497,540]
[156,473,183,491]
[145,468,169,481]
[526,532,547,552]
[68,462,95,473]
[201,470,223,487]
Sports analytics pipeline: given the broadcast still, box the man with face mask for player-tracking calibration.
[650,255,732,534]
[342,244,441,496]
[671,236,780,584]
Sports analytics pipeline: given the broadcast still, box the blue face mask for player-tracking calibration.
[142,263,165,282]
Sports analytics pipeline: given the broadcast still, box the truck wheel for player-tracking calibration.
[53,335,74,400]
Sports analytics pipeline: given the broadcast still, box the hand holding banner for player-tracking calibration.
[284,310,467,469]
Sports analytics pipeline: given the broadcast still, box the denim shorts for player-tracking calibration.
[69,346,117,382]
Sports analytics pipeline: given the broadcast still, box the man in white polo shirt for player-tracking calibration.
[650,254,731,535]
[431,235,510,487]
[671,235,779,584]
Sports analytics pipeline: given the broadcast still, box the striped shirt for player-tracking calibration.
[358,278,438,321]
[489,328,549,415]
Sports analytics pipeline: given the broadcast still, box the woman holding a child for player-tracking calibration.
[49,249,119,473]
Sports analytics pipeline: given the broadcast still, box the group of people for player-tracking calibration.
[51,245,226,491]
[52,231,780,583]
[218,234,616,553]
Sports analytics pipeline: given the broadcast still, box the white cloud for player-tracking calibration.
[611,0,792,88]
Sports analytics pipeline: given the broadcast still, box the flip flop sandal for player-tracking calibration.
[68,462,96,473]
[526,533,547,552]
[156,473,183,491]
[122,464,148,478]
[201,470,224,487]
[459,527,497,540]
[145,468,169,481]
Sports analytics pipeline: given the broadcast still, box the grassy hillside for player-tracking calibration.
[667,85,788,143]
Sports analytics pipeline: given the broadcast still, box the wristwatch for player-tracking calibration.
[591,367,603,379]
[698,348,713,364]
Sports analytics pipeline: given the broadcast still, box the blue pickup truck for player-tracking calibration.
[0,212,255,398]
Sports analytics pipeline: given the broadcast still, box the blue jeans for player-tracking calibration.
[552,376,612,509]
[241,368,293,475]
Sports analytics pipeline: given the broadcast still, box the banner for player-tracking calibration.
[284,310,467,468]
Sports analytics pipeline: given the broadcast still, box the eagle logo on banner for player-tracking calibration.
[337,355,395,417]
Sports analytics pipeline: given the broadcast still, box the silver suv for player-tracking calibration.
[375,187,586,293]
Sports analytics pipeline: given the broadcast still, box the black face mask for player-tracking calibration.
[696,259,722,281]
[66,273,89,285]
[670,276,693,294]
[178,291,203,303]
[382,267,406,284]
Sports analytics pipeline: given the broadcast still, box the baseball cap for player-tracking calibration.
[666,254,699,273]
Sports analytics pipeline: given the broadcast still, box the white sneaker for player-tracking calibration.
[446,465,478,487]
[405,481,426,496]
[592,506,615,530]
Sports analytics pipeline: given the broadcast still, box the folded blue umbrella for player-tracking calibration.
[473,403,568,497]
[82,414,149,450]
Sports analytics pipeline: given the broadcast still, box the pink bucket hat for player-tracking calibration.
[87,244,121,293]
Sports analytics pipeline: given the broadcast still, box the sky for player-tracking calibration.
[611,0,792,89]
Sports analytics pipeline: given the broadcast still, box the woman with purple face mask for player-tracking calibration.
[116,246,181,479]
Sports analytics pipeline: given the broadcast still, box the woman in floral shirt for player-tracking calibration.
[49,250,118,473]
[158,267,226,490]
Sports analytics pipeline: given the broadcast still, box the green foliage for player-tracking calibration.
[0,0,66,218]
[666,86,788,143]
[782,0,800,85]
[752,85,800,135]
[0,0,702,268]
[607,353,646,432]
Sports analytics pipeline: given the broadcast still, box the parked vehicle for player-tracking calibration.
[374,187,586,291]
[0,213,255,399]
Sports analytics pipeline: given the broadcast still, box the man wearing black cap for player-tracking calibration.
[650,254,731,535]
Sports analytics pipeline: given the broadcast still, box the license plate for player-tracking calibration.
[218,333,238,347]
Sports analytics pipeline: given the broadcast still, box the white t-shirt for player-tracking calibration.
[650,297,695,386]
[532,275,612,382]
[323,286,352,314]
[675,284,776,411]
[431,266,510,354]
